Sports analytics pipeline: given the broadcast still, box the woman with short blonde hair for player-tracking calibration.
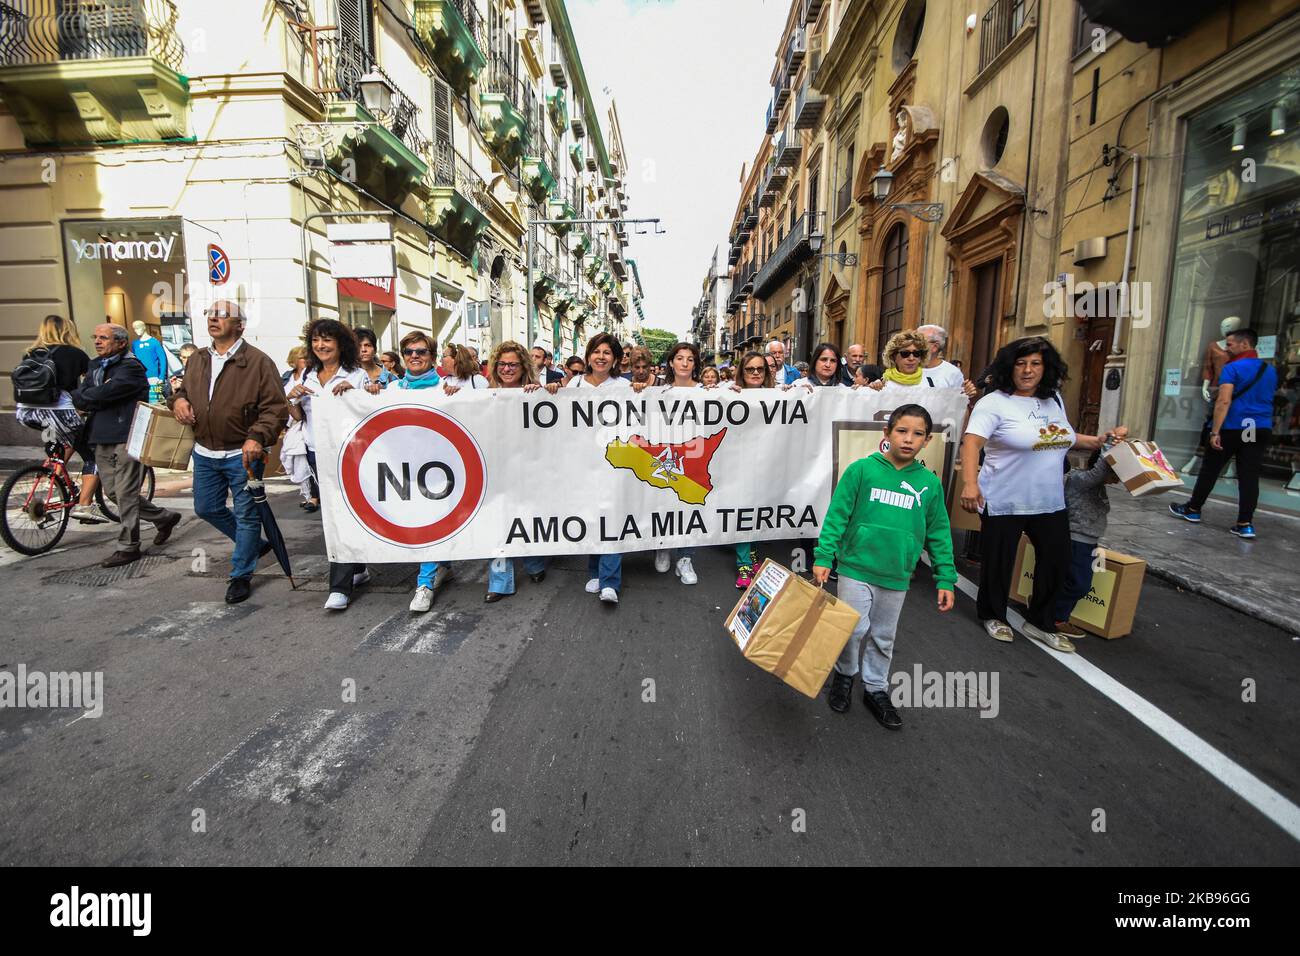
[867,330,930,389]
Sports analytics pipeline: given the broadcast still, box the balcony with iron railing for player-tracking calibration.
[413,0,485,96]
[774,122,802,167]
[754,210,823,299]
[308,29,430,204]
[773,70,791,113]
[978,0,1030,73]
[426,141,490,258]
[532,247,561,304]
[480,53,534,166]
[0,0,188,145]
[786,27,806,77]
[794,67,825,129]
[802,0,825,25]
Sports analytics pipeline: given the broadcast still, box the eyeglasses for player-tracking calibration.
[497,361,521,371]
[744,366,766,374]
[402,348,430,357]
[896,350,926,359]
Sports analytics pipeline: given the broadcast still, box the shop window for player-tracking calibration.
[1153,67,1300,512]
[62,217,190,363]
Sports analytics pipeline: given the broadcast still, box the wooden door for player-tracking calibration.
[969,258,1002,379]
[1077,315,1114,437]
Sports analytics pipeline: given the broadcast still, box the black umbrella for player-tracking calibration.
[246,467,296,589]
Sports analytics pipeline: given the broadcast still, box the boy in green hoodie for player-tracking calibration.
[813,404,957,729]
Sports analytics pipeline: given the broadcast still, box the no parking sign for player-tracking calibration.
[338,405,486,548]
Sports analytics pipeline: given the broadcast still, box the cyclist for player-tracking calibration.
[13,315,106,524]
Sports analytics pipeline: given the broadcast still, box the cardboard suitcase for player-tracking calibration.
[725,559,861,698]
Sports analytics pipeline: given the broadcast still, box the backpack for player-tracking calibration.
[11,347,60,405]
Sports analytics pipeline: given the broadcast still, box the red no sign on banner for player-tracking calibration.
[339,405,486,547]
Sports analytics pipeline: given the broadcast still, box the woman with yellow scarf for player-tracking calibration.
[868,330,979,398]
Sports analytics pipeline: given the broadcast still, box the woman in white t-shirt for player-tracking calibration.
[287,319,372,613]
[959,336,1123,653]
[545,333,630,605]
[440,342,489,393]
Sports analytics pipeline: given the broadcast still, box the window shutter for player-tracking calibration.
[433,76,452,147]
[336,0,374,59]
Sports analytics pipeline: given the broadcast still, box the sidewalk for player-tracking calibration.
[1101,490,1300,636]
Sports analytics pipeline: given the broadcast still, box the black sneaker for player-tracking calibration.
[863,689,903,730]
[225,576,252,605]
[827,671,854,713]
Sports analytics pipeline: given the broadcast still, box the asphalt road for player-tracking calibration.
[0,477,1297,866]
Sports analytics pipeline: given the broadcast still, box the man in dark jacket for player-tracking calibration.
[71,324,181,567]
[171,301,289,604]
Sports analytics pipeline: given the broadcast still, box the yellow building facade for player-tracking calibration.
[0,0,638,441]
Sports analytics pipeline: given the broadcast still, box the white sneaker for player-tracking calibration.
[654,549,670,573]
[409,586,434,613]
[323,592,349,611]
[352,569,371,588]
[433,565,454,590]
[600,587,619,604]
[585,577,601,594]
[71,503,109,525]
[675,557,697,585]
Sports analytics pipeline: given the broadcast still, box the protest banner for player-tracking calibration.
[313,384,970,563]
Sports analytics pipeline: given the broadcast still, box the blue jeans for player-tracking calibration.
[587,554,622,592]
[1053,539,1098,625]
[488,556,548,594]
[192,452,263,580]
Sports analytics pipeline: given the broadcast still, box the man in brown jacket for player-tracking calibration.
[171,300,289,604]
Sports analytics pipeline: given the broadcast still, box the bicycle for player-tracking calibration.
[0,431,155,556]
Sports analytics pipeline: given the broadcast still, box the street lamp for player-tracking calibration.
[358,72,394,114]
[808,230,858,267]
[870,167,944,222]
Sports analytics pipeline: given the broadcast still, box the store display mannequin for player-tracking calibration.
[130,319,167,402]
[1200,316,1242,402]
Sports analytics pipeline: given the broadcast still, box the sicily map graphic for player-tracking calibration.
[605,429,727,505]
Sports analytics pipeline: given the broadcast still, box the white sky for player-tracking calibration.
[567,0,791,337]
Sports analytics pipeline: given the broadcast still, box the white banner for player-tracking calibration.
[314,386,971,563]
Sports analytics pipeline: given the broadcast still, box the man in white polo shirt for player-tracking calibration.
[917,324,967,389]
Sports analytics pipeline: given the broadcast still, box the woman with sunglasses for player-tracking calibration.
[727,351,773,587]
[380,350,404,379]
[867,330,979,398]
[389,332,455,614]
[545,333,629,604]
[561,355,586,384]
[483,341,549,603]
[648,342,704,584]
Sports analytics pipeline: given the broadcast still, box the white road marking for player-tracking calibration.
[946,566,1300,843]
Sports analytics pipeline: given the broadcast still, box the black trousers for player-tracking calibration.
[306,448,362,594]
[1188,428,1271,524]
[977,509,1071,630]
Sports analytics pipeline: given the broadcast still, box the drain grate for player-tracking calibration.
[41,554,178,588]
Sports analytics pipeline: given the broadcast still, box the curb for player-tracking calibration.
[1136,559,1300,637]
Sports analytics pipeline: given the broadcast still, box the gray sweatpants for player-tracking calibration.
[833,576,908,692]
[96,443,176,552]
